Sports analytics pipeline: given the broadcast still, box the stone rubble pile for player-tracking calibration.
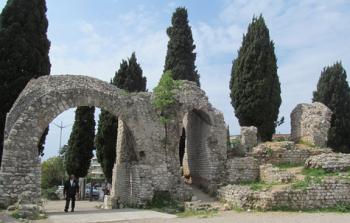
[305,153,350,172]
[260,164,295,183]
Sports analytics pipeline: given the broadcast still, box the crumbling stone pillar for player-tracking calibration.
[291,102,332,147]
[241,126,258,151]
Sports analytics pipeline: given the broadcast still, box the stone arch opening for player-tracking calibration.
[0,75,228,208]
[179,109,212,190]
[0,75,140,207]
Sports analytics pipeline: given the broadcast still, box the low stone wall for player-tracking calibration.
[259,164,295,183]
[305,153,350,172]
[225,157,259,184]
[250,141,331,165]
[218,177,350,210]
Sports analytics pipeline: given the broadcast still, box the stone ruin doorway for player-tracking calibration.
[179,109,212,191]
[0,75,228,208]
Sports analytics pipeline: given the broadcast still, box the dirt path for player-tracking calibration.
[115,211,350,223]
[189,186,216,202]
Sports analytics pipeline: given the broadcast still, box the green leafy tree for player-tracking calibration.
[313,62,350,153]
[65,106,95,177]
[230,15,281,141]
[95,52,146,182]
[164,7,200,86]
[41,156,65,189]
[0,0,51,163]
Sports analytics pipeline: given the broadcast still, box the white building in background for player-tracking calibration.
[88,156,104,179]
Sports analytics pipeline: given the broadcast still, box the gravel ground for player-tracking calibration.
[115,211,350,223]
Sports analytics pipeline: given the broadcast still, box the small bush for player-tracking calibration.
[42,186,59,200]
[146,191,184,214]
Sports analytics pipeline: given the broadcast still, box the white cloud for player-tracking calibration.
[190,0,350,134]
[44,0,350,159]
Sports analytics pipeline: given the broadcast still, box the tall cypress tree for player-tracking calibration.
[95,52,146,182]
[65,106,95,177]
[0,0,51,163]
[164,7,200,86]
[313,62,350,153]
[230,15,281,141]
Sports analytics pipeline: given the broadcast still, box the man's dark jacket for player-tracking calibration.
[63,179,79,196]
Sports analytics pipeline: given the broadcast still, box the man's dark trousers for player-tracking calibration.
[65,194,76,211]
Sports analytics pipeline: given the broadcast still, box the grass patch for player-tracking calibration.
[298,139,316,148]
[291,176,313,190]
[274,163,303,169]
[271,203,350,213]
[145,191,184,214]
[302,168,330,177]
[239,181,277,191]
[177,209,218,218]
[11,210,47,220]
[266,147,273,157]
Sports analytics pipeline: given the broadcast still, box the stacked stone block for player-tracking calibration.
[305,153,350,172]
[290,102,332,147]
[240,126,258,152]
[259,164,295,183]
[218,177,350,210]
[225,157,259,183]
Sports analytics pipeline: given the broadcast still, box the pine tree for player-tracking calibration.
[65,106,95,177]
[164,7,200,86]
[95,52,146,182]
[95,109,117,182]
[0,0,51,163]
[230,15,281,141]
[313,62,350,153]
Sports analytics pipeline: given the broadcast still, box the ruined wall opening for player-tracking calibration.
[41,106,125,201]
[178,128,186,167]
[0,75,140,207]
[179,109,212,190]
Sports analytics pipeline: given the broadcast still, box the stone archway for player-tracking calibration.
[0,75,228,207]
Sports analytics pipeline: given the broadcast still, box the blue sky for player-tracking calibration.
[1,0,349,159]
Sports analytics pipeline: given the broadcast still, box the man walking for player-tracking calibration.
[64,174,79,212]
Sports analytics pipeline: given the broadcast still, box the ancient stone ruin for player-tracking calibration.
[0,75,227,208]
[291,102,332,147]
[1,74,350,213]
[240,126,258,152]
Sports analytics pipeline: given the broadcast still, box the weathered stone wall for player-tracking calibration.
[240,126,257,151]
[259,164,295,183]
[0,75,227,207]
[218,177,350,210]
[290,102,332,147]
[225,157,259,184]
[250,141,332,165]
[186,110,211,189]
[305,153,350,172]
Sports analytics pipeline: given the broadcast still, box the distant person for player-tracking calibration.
[90,182,94,201]
[63,174,79,212]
